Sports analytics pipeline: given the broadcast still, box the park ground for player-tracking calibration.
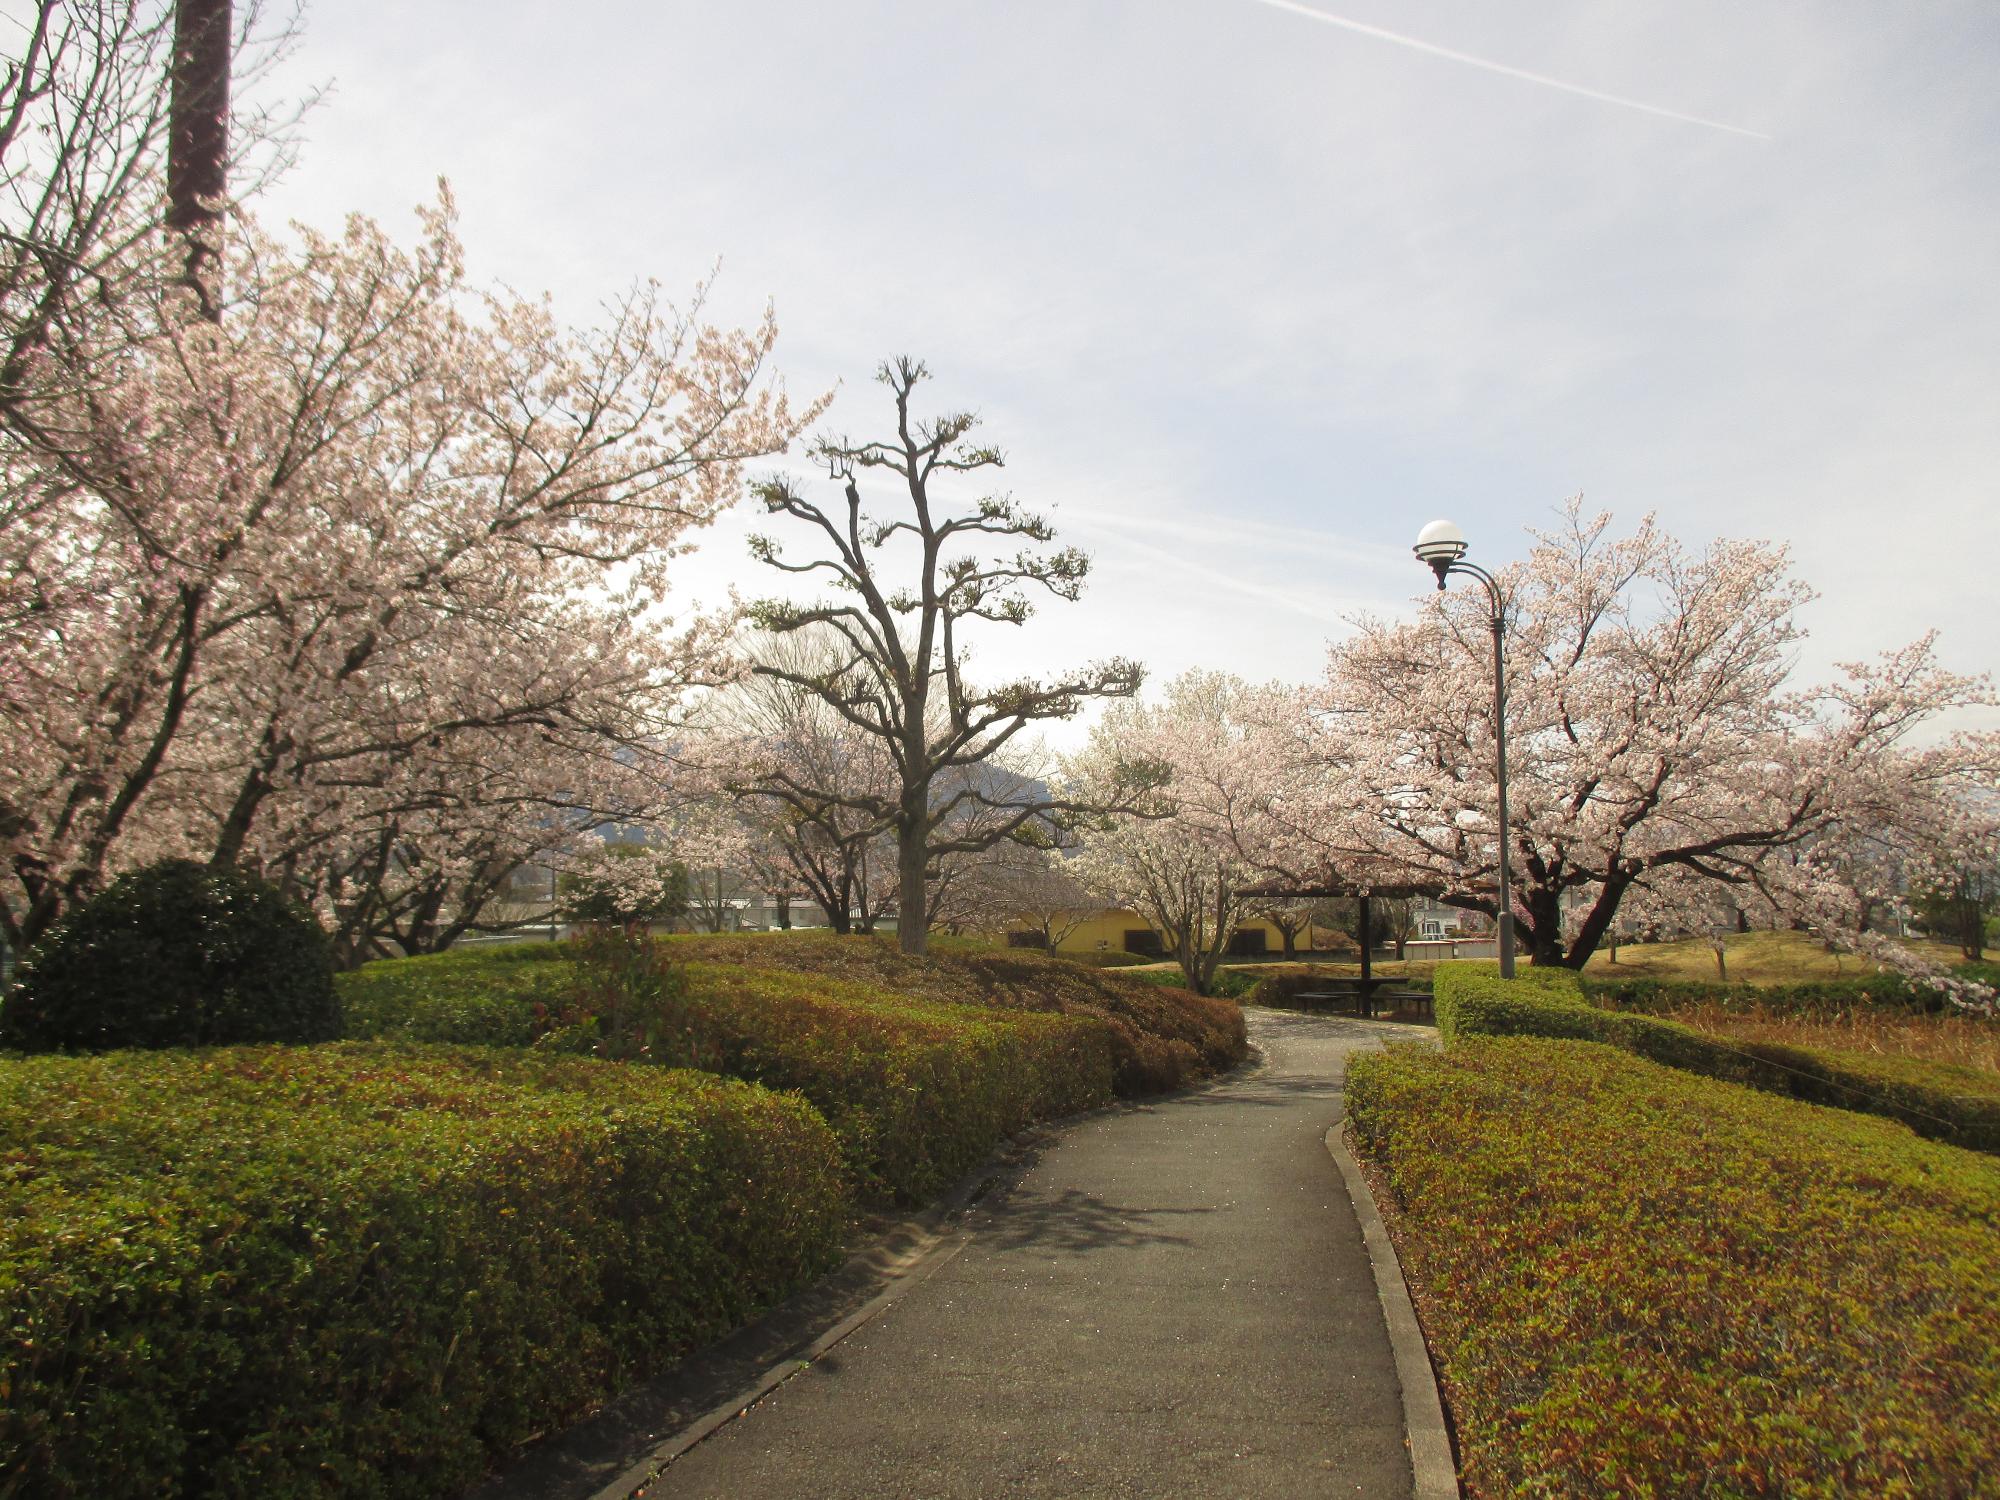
[5,928,1999,1496]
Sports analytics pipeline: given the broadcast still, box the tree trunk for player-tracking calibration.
[1525,888,1566,966]
[169,0,232,318]
[1959,884,1984,961]
[895,814,928,956]
[1176,929,1204,994]
[1279,927,1297,960]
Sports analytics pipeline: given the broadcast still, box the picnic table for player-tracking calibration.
[1295,978,1393,1019]
[1295,979,1434,1022]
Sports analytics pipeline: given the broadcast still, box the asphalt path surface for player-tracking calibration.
[651,1009,1419,1499]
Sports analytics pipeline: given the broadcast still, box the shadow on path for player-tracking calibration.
[967,1187,1215,1255]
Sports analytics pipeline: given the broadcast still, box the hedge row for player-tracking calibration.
[1580,969,1960,1016]
[1345,1037,2000,1497]
[666,935,1248,1093]
[335,940,570,1046]
[0,1044,846,1499]
[1113,963,1260,1001]
[340,940,1146,1202]
[1434,963,2000,1153]
[642,961,1116,1202]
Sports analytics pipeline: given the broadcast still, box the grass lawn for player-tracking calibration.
[1657,999,2000,1077]
[1587,928,1967,983]
[1348,1036,2000,1498]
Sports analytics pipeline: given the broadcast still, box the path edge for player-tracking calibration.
[1325,1121,1461,1500]
[472,1047,1267,1500]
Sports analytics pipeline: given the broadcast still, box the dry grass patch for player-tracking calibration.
[1661,1000,2000,1077]
[1588,928,1967,983]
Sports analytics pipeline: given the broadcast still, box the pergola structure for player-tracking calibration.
[1234,873,1452,987]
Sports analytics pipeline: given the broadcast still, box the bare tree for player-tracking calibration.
[712,631,898,934]
[971,843,1098,951]
[1249,898,1315,959]
[746,356,1149,954]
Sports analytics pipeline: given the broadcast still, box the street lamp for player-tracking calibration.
[1414,519,1517,978]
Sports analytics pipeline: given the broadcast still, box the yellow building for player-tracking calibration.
[1002,908,1357,961]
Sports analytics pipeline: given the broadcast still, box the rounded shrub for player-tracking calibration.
[0,859,340,1051]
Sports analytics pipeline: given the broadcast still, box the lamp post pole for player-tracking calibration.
[1413,520,1517,978]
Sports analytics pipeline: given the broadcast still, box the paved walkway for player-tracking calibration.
[651,1010,1419,1499]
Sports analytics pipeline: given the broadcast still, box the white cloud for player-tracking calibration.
[256,0,2000,740]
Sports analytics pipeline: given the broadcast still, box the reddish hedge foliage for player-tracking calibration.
[1347,1037,2000,1497]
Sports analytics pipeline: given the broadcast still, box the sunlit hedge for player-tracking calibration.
[667,934,1248,1094]
[1346,1038,2000,1497]
[663,962,1115,1201]
[1433,963,2000,1152]
[1580,969,1957,1016]
[338,935,1249,1202]
[0,1044,845,1498]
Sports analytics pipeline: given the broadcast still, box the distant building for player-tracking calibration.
[1001,907,1358,960]
[1411,899,1493,941]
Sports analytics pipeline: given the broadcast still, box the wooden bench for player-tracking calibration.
[1295,985,1375,1018]
[1376,988,1435,1021]
[1295,985,1434,1022]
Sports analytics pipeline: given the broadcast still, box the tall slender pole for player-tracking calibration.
[1489,609,1516,977]
[1418,539,1518,978]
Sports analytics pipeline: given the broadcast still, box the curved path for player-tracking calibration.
[651,1010,1422,1499]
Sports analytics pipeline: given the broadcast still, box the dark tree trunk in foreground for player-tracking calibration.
[168,0,231,317]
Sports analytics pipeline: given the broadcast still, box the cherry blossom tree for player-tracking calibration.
[1068,672,1261,994]
[1262,502,2000,981]
[1248,897,1318,960]
[0,190,812,952]
[744,356,1148,955]
[272,717,700,965]
[701,631,900,934]
[558,840,688,931]
[0,0,303,421]
[967,843,1099,951]
[658,801,754,934]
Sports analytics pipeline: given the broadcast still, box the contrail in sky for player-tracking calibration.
[1242,0,1771,141]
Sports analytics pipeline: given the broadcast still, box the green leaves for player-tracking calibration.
[0,1045,846,1497]
[1347,1038,2000,1498]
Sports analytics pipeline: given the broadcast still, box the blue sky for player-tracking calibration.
[263,1,2000,744]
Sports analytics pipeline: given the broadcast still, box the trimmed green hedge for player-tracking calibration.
[1580,969,1953,1016]
[1434,962,2000,1153]
[665,962,1115,1202]
[1115,964,1258,1001]
[665,935,1248,1094]
[1069,950,1153,968]
[0,1044,845,1499]
[340,942,1128,1203]
[335,941,571,1045]
[1345,1037,2000,1498]
[1,859,340,1052]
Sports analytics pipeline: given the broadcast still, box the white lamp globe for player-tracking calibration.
[1413,518,1468,564]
